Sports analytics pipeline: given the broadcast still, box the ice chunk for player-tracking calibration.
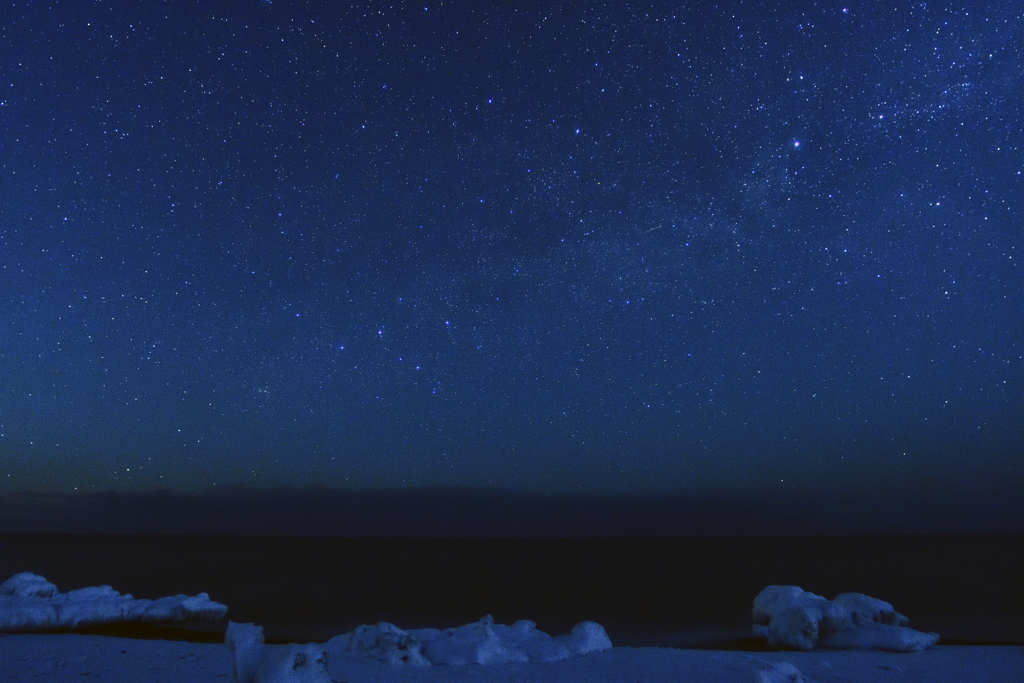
[755,660,818,683]
[753,585,805,630]
[491,620,571,662]
[832,592,908,627]
[326,615,612,667]
[0,600,58,631]
[555,620,614,657]
[752,585,938,652]
[0,572,227,632]
[752,586,853,651]
[226,621,265,683]
[225,623,330,683]
[326,621,430,666]
[819,622,940,652]
[254,644,330,683]
[418,615,529,666]
[0,572,58,598]
[142,593,227,622]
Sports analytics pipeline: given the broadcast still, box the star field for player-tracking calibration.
[0,1,1020,505]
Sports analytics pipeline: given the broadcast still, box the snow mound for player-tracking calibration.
[0,572,227,632]
[327,615,612,666]
[227,622,330,683]
[254,644,330,683]
[752,585,939,652]
[331,620,431,666]
[0,572,58,598]
[226,616,610,682]
[754,660,818,683]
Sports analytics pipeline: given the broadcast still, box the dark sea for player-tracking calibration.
[1,534,1021,648]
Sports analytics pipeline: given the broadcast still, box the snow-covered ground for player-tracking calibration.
[3,572,1022,682]
[1,633,1022,682]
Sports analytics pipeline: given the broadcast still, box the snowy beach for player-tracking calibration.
[2,565,1023,682]
[3,534,1022,647]
[3,534,1022,681]
[5,507,1021,683]
[2,633,1023,682]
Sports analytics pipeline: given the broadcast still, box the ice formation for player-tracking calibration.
[327,620,431,666]
[0,571,227,632]
[227,621,267,683]
[752,585,939,652]
[227,622,331,683]
[755,660,818,683]
[327,615,611,667]
[254,644,331,683]
[226,616,610,681]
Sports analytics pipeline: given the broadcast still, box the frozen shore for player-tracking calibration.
[1,633,1022,683]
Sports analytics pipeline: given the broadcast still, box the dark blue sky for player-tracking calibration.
[0,1,1021,510]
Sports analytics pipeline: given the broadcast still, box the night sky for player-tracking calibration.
[1,1,1021,519]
